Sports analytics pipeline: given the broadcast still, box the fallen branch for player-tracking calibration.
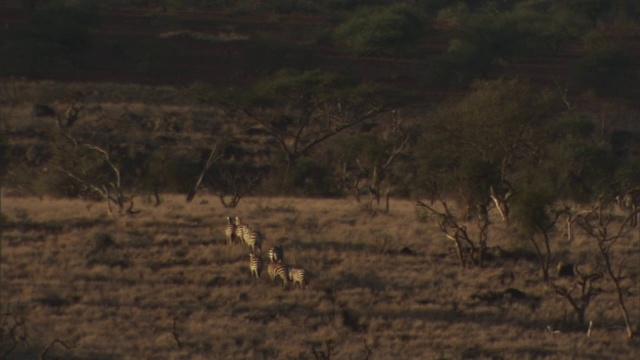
[40,339,73,360]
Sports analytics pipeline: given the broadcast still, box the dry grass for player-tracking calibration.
[1,194,639,359]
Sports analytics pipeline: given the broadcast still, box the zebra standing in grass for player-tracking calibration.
[288,268,307,289]
[249,253,263,279]
[225,216,237,245]
[234,217,249,245]
[244,227,264,254]
[268,245,283,263]
[268,262,288,287]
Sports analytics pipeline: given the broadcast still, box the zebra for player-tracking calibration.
[268,245,283,263]
[249,253,263,279]
[268,262,288,287]
[288,267,307,289]
[234,217,250,245]
[224,216,237,245]
[244,227,264,254]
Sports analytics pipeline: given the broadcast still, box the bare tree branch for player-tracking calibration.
[187,144,220,202]
[40,339,73,360]
[578,204,639,339]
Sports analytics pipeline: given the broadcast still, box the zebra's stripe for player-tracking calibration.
[225,216,237,245]
[268,263,288,287]
[245,227,264,254]
[288,267,307,289]
[249,253,263,279]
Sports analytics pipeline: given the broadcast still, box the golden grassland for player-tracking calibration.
[1,194,639,359]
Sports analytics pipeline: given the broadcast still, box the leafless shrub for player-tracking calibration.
[416,199,491,268]
[311,339,338,360]
[217,170,262,208]
[577,203,639,339]
[552,265,603,326]
[0,310,27,358]
[1,306,74,360]
[373,233,398,254]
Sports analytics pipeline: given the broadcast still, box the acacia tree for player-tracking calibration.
[216,69,403,191]
[333,110,413,213]
[415,78,559,221]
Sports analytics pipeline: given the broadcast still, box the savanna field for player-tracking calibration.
[1,2,640,359]
[1,195,638,359]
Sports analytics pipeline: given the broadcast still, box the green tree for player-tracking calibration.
[444,8,555,82]
[539,112,624,204]
[333,4,426,56]
[514,0,591,55]
[216,69,403,191]
[567,0,613,28]
[414,79,560,218]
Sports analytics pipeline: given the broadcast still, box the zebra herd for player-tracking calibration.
[225,216,308,289]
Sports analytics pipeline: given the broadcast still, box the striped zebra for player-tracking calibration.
[268,262,288,287]
[224,216,237,245]
[288,267,308,289]
[268,245,283,263]
[244,227,264,254]
[249,253,263,279]
[234,217,250,245]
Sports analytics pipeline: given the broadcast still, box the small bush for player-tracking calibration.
[288,158,334,196]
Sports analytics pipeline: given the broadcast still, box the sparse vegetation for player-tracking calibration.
[1,195,638,359]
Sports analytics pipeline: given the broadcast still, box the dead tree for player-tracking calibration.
[84,145,139,214]
[217,170,262,208]
[416,199,491,268]
[336,156,365,203]
[578,203,639,339]
[489,184,512,223]
[186,145,220,202]
[357,111,411,214]
[55,137,138,215]
[552,265,603,326]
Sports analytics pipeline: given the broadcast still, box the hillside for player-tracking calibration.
[2,4,638,99]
